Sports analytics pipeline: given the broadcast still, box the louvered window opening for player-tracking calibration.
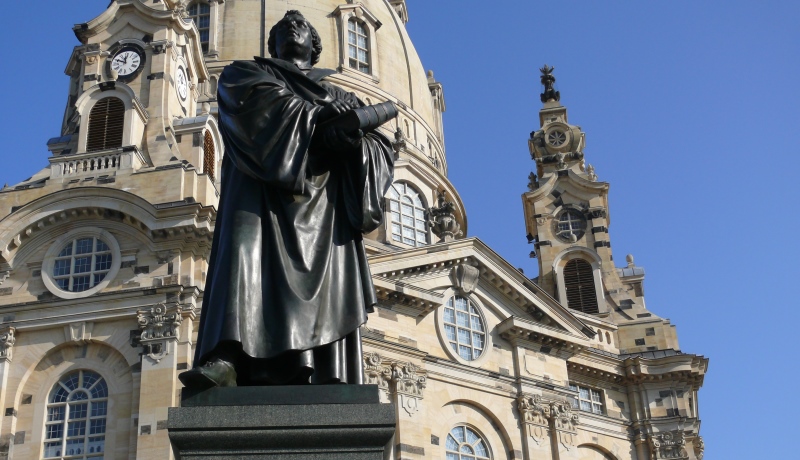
[86,98,124,152]
[563,259,598,314]
[203,131,215,181]
[188,2,211,53]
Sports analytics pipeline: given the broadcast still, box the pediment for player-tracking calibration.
[368,238,595,345]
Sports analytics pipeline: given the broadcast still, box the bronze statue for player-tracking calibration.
[180,10,396,388]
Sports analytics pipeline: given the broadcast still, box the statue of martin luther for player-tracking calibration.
[180,10,395,388]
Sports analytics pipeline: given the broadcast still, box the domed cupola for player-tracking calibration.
[191,0,466,249]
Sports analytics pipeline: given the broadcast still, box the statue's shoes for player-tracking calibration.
[178,359,237,389]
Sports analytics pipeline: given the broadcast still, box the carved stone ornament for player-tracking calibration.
[551,400,579,451]
[362,352,427,416]
[450,263,480,294]
[517,395,551,446]
[586,164,597,181]
[692,436,704,460]
[425,190,463,243]
[64,322,93,344]
[0,326,15,362]
[527,172,538,191]
[137,303,181,363]
[649,431,689,460]
[391,126,407,158]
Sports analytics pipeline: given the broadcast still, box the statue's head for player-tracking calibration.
[267,10,323,66]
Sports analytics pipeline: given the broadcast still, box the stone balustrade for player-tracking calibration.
[49,147,145,179]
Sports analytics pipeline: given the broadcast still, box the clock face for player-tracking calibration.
[111,50,141,77]
[107,44,146,82]
[176,67,188,101]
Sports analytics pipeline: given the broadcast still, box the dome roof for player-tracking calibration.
[213,0,438,140]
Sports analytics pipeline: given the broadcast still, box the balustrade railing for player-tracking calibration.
[50,147,145,179]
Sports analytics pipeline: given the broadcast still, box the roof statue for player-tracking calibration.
[539,64,560,103]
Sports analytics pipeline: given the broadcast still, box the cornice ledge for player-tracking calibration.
[372,276,444,317]
[74,0,188,42]
[561,169,610,191]
[497,316,586,356]
[523,173,557,200]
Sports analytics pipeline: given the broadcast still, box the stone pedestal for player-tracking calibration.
[167,385,396,459]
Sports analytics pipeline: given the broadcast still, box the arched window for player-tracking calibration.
[188,2,211,53]
[563,259,599,314]
[86,98,124,152]
[387,182,427,246]
[43,370,108,459]
[446,425,492,460]
[347,19,370,73]
[443,296,486,361]
[203,130,215,181]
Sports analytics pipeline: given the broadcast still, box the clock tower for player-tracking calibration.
[55,0,218,173]
[523,66,681,354]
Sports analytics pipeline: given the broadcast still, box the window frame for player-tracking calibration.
[42,228,121,300]
[436,291,493,366]
[186,0,221,57]
[445,425,493,460]
[333,4,382,81]
[347,18,371,74]
[43,369,109,459]
[568,382,605,415]
[386,181,428,247]
[553,208,587,242]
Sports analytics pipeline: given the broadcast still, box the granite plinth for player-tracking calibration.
[168,385,396,460]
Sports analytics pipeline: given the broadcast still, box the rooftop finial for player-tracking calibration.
[539,64,560,103]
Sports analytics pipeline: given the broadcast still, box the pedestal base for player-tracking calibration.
[167,385,395,459]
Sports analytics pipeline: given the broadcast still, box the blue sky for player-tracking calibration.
[1,1,798,457]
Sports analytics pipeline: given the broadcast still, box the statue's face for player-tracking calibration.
[274,15,313,61]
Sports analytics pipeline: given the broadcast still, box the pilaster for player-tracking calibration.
[135,303,181,459]
[0,327,15,460]
[363,352,427,459]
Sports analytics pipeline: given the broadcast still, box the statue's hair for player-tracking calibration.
[267,10,322,65]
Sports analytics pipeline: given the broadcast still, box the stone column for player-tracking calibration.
[0,327,16,460]
[134,303,181,459]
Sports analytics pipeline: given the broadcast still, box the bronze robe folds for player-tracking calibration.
[194,58,394,384]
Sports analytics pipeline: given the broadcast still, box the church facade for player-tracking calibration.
[0,1,706,459]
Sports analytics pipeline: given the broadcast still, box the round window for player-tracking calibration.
[446,426,492,459]
[42,229,121,300]
[546,129,567,147]
[52,237,112,292]
[555,209,586,242]
[442,296,486,361]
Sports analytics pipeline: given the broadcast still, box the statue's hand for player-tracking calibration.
[318,98,356,122]
[320,125,363,153]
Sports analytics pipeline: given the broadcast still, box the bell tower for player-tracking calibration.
[523,66,680,354]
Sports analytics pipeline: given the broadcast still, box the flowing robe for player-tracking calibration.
[194,57,394,383]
